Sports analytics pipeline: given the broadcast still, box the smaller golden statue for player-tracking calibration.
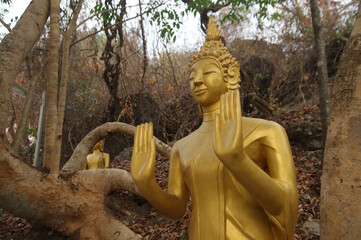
[84,140,109,169]
[131,16,298,240]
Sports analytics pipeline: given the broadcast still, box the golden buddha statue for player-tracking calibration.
[131,16,298,240]
[84,140,110,169]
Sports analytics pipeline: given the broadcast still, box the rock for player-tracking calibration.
[285,118,322,150]
[48,230,54,237]
[179,230,187,240]
[303,219,320,236]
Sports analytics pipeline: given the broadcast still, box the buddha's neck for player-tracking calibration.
[199,107,219,132]
[93,149,101,153]
[203,108,219,122]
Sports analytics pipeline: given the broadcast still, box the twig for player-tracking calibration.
[138,0,147,88]
[77,7,119,28]
[162,43,179,87]
[0,18,11,32]
[71,2,164,47]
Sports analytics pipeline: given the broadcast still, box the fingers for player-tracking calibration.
[149,122,154,142]
[134,123,154,153]
[224,91,229,121]
[145,123,154,151]
[140,123,145,152]
[214,112,221,143]
[144,123,149,152]
[229,90,234,120]
[134,125,140,154]
[219,94,225,123]
[220,90,241,122]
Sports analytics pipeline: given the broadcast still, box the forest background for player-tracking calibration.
[0,0,360,239]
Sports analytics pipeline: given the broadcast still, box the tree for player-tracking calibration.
[52,0,84,172]
[0,0,48,135]
[309,0,331,151]
[42,0,61,173]
[320,1,361,239]
[0,0,167,238]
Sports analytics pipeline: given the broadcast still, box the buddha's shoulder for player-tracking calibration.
[242,116,282,127]
[172,130,201,150]
[242,117,287,138]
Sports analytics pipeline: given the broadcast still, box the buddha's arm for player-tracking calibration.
[214,91,292,216]
[260,123,298,238]
[232,127,297,215]
[131,123,189,219]
[222,145,285,215]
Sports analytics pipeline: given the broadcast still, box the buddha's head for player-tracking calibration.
[93,140,104,151]
[189,16,240,110]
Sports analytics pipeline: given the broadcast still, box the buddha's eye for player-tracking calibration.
[204,71,215,75]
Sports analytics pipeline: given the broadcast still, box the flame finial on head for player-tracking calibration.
[206,16,221,41]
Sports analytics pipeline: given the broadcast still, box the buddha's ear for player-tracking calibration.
[226,63,241,90]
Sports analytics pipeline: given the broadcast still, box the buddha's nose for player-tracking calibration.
[194,76,203,86]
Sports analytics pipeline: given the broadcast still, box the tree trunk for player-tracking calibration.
[320,2,361,239]
[0,0,49,136]
[53,0,84,170]
[0,137,139,239]
[11,57,38,150]
[43,0,60,173]
[310,0,331,151]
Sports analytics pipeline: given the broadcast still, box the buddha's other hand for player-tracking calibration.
[131,123,156,185]
[213,90,245,166]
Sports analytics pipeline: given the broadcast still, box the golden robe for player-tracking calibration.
[173,117,298,240]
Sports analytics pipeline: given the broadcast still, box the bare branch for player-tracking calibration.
[77,7,118,28]
[71,2,164,47]
[0,18,11,32]
[139,0,147,87]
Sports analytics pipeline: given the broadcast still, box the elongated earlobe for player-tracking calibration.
[227,63,241,90]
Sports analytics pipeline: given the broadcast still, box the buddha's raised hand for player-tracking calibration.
[131,123,156,186]
[213,90,245,166]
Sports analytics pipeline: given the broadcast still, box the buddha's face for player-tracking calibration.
[189,58,227,108]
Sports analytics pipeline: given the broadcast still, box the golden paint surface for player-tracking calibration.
[131,16,298,240]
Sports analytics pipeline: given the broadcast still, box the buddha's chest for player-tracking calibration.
[178,130,267,174]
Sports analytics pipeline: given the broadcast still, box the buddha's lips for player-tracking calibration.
[195,88,207,95]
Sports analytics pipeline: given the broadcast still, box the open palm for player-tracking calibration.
[213,90,244,165]
[131,123,156,184]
